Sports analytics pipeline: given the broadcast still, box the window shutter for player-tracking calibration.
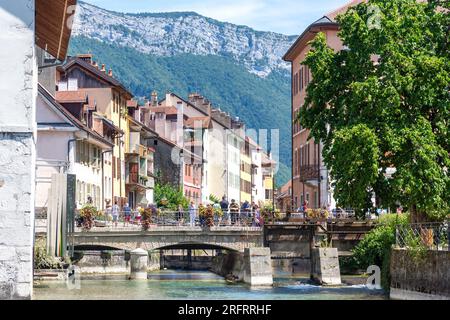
[112,156,116,178]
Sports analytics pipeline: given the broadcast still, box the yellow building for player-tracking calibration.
[262,152,276,206]
[58,54,132,207]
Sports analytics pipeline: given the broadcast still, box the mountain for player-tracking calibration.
[70,1,295,186]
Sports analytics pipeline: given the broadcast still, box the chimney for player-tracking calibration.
[92,61,98,69]
[151,91,158,106]
[101,64,106,72]
[77,54,93,64]
[108,69,113,77]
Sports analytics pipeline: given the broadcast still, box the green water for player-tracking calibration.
[33,270,386,300]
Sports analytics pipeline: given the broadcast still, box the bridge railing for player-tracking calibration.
[74,210,264,230]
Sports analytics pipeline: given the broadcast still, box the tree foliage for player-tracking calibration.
[154,183,189,210]
[298,0,449,221]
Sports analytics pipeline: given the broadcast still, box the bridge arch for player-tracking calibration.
[71,228,264,253]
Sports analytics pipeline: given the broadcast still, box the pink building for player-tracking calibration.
[283,0,364,211]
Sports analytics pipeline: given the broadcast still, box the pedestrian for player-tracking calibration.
[189,201,197,227]
[229,199,240,225]
[123,203,131,227]
[302,200,309,213]
[177,204,184,225]
[253,206,261,227]
[220,196,230,225]
[112,201,120,228]
[135,205,142,224]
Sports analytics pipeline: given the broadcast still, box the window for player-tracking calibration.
[314,192,318,208]
[84,142,89,165]
[68,78,78,91]
[294,148,298,176]
[299,146,303,167]
[299,67,303,92]
[76,180,81,203]
[112,156,116,178]
[90,145,96,167]
[76,141,81,163]
[117,159,122,180]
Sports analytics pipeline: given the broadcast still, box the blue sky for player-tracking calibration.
[83,0,350,35]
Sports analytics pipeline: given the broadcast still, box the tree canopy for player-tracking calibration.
[298,0,449,221]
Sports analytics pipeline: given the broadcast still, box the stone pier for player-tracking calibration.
[211,248,273,286]
[243,248,273,286]
[310,248,342,286]
[129,249,148,280]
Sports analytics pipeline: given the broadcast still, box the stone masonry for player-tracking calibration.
[0,0,36,299]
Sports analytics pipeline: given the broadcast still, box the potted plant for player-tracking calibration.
[204,205,215,230]
[79,204,98,231]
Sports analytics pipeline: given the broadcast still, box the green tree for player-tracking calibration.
[154,183,189,211]
[298,0,449,221]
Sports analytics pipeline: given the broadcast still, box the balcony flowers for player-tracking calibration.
[305,208,330,221]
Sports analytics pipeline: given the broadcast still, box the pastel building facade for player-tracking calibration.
[57,55,132,207]
[282,1,364,210]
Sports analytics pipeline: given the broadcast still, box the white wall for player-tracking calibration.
[207,123,227,200]
[227,132,241,203]
[252,149,264,204]
[0,0,36,299]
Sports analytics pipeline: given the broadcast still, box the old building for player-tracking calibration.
[282,1,364,210]
[276,180,293,213]
[57,55,133,207]
[125,100,157,207]
[36,85,113,212]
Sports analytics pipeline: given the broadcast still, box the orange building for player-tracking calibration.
[283,0,364,211]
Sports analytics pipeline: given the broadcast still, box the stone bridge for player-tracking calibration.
[71,227,263,252]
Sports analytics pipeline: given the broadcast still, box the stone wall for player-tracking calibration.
[73,251,130,274]
[211,252,246,281]
[211,248,273,286]
[390,249,450,300]
[0,0,36,299]
[162,255,213,270]
[153,138,181,188]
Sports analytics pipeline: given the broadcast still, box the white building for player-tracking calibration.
[36,85,114,212]
[0,0,76,299]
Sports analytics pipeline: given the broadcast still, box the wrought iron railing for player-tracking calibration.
[299,165,320,182]
[396,221,449,251]
[74,210,265,231]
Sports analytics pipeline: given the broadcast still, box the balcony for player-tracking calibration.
[126,143,148,158]
[299,165,320,182]
[126,172,154,190]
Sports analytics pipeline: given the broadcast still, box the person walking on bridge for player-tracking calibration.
[112,201,120,228]
[189,202,197,227]
[229,199,240,225]
[220,196,230,225]
[123,203,131,227]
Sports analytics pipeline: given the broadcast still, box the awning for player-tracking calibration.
[36,0,78,61]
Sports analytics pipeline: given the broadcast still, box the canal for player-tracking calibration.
[33,270,386,300]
